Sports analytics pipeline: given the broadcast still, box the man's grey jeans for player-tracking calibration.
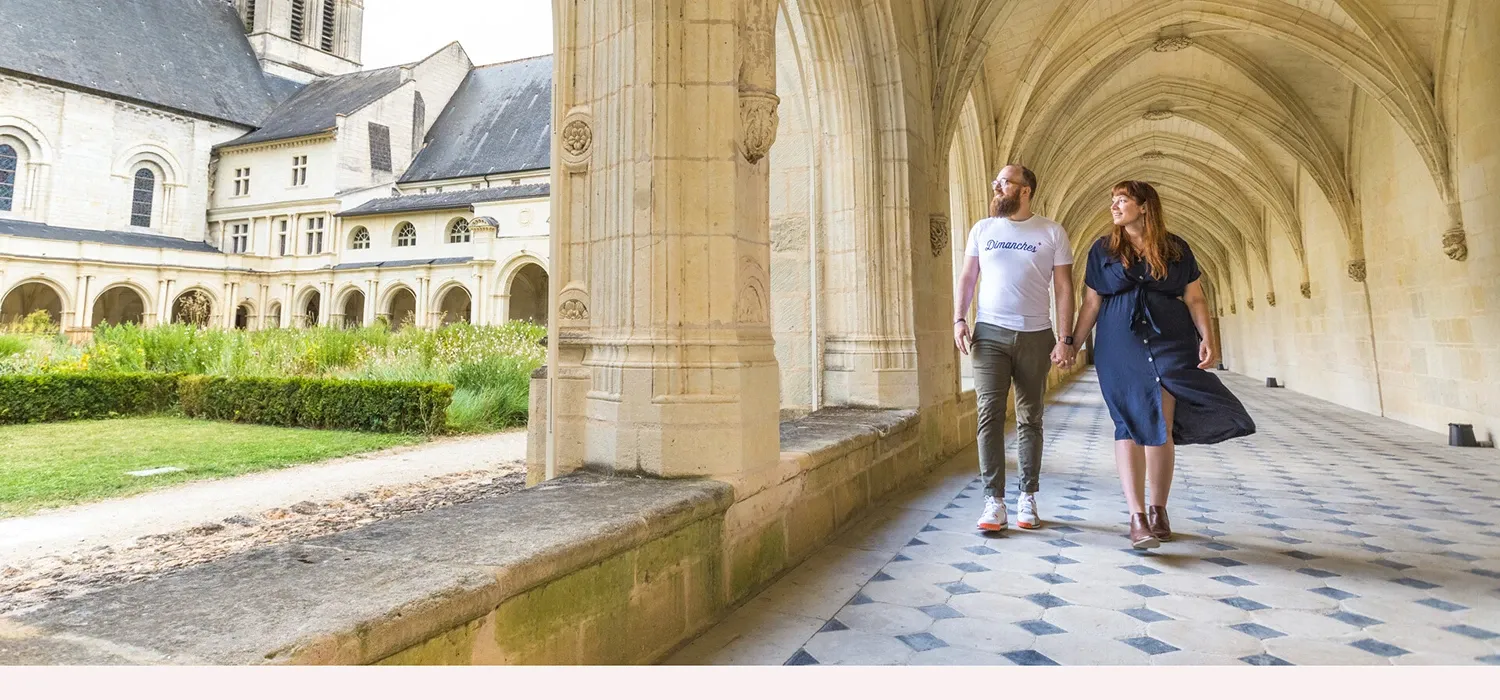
[970,323,1054,499]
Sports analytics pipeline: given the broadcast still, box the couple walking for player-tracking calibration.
[953,165,1256,549]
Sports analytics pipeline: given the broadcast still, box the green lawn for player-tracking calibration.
[0,417,421,517]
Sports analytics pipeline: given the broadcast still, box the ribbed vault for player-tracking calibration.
[952,0,1472,304]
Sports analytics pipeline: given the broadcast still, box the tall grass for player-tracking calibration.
[0,321,545,433]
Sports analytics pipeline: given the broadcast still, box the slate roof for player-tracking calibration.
[400,55,552,183]
[0,219,222,254]
[0,0,284,127]
[340,183,550,217]
[332,257,474,271]
[222,66,406,147]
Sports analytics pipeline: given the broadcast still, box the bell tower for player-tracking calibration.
[235,0,364,81]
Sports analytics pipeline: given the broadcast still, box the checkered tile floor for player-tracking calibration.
[669,371,1500,665]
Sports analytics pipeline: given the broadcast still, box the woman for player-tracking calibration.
[1070,180,1256,549]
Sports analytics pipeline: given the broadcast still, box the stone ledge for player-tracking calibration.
[0,473,732,665]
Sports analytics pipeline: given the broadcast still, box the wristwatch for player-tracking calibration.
[1061,335,1075,346]
[954,318,968,325]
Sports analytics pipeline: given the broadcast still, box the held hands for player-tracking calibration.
[1050,341,1077,369]
[954,320,972,355]
[1197,339,1216,369]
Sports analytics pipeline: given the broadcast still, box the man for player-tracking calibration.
[954,164,1077,531]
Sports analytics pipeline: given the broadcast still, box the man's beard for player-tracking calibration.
[992,192,1021,218]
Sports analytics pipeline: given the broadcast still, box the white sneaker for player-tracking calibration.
[977,496,1008,532]
[1017,493,1040,530]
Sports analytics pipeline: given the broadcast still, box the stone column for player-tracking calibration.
[364,279,378,327]
[320,281,334,327]
[546,0,781,480]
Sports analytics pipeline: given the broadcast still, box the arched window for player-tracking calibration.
[350,226,370,250]
[395,222,417,247]
[130,168,155,227]
[413,93,426,149]
[0,144,16,212]
[290,0,307,42]
[320,0,337,52]
[242,0,256,31]
[448,218,471,243]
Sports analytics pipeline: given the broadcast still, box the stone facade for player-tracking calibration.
[0,2,551,335]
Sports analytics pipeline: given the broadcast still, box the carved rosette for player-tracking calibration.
[557,283,592,325]
[1443,226,1469,262]
[559,299,588,320]
[739,90,780,165]
[1300,282,1312,299]
[930,215,950,258]
[559,109,593,171]
[1266,292,1277,307]
[1347,259,1367,283]
[1141,150,1167,160]
[1143,108,1174,121]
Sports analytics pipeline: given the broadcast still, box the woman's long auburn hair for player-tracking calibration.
[1108,180,1180,280]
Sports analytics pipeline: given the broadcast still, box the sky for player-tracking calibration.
[361,0,553,69]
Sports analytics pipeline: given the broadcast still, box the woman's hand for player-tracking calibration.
[1198,339,1216,369]
[954,320,971,355]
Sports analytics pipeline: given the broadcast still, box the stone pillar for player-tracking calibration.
[546,0,781,480]
[364,279,378,327]
[320,281,334,327]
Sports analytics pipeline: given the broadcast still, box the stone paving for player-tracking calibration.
[670,371,1500,665]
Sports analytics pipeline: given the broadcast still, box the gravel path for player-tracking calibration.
[0,430,530,615]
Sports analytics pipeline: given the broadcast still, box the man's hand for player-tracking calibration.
[1050,341,1076,369]
[1198,339,1216,369]
[954,320,971,355]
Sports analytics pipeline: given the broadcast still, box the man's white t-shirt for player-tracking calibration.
[964,215,1074,332]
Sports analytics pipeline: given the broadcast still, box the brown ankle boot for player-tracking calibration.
[1147,506,1172,542]
[1129,513,1160,549]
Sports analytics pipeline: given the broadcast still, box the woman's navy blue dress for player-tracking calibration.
[1084,235,1255,447]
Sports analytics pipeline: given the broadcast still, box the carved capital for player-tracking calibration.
[739,90,780,165]
[930,215,950,258]
[1229,302,1237,315]
[1300,282,1311,299]
[1347,259,1367,282]
[1266,292,1277,307]
[1246,297,1255,311]
[1443,227,1469,262]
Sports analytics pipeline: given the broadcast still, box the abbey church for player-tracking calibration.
[0,0,552,332]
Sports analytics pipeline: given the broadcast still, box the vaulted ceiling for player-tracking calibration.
[932,0,1465,297]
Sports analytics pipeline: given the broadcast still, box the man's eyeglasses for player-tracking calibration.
[992,179,1026,190]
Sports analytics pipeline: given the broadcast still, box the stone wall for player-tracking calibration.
[1219,4,1499,440]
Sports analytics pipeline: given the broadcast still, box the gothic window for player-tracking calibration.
[369,123,392,172]
[0,144,16,212]
[131,168,155,227]
[448,218,471,243]
[395,222,417,247]
[290,0,307,42]
[413,93,426,149]
[320,0,338,52]
[243,0,256,31]
[350,226,370,250]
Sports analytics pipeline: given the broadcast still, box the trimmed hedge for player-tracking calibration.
[0,373,452,434]
[179,375,451,435]
[0,372,181,424]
